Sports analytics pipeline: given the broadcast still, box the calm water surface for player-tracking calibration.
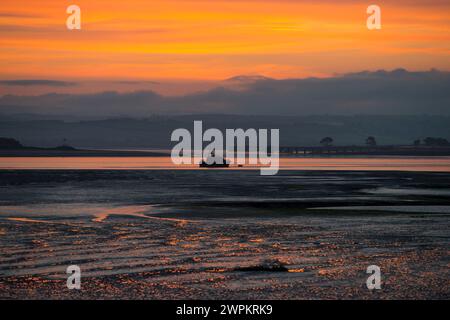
[1,156,450,171]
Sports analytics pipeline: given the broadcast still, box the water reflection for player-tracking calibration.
[0,156,450,171]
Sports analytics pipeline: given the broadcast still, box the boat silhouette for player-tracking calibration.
[199,151,230,168]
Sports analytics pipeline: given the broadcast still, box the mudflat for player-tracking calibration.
[0,170,449,299]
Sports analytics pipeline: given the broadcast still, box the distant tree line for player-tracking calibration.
[320,136,378,147]
[319,136,450,147]
[415,137,450,147]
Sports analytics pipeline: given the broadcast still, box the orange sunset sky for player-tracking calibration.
[0,0,449,93]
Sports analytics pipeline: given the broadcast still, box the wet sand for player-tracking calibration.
[0,170,449,299]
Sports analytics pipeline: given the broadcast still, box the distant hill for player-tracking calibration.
[0,136,75,151]
[0,137,23,149]
[223,75,274,84]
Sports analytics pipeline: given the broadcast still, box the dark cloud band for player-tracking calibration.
[0,80,77,87]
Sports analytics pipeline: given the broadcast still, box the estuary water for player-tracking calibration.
[0,156,450,171]
[0,169,449,299]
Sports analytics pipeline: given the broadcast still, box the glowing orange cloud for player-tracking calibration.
[0,0,449,83]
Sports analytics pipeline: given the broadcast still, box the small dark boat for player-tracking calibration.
[199,160,230,168]
[199,151,230,168]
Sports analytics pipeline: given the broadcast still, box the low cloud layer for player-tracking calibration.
[1,69,449,118]
[0,80,77,87]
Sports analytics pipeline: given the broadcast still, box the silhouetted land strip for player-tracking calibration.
[0,137,167,157]
[281,145,450,156]
[0,148,167,157]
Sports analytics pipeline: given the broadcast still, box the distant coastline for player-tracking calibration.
[0,137,166,157]
[280,145,450,157]
[0,149,167,157]
[2,136,450,157]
